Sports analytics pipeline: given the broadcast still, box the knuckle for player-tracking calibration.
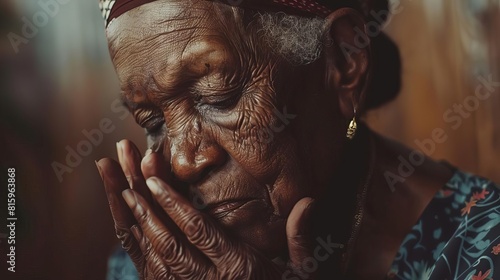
[187,215,204,233]
[154,233,180,262]
[136,209,152,226]
[154,187,170,201]
[115,226,130,241]
[185,215,212,244]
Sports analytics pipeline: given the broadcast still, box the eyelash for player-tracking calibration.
[193,89,242,111]
[140,84,242,139]
[141,110,166,138]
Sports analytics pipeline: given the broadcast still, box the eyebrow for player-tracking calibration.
[120,94,137,111]
[119,73,163,107]
[120,69,185,113]
[119,75,154,110]
[124,73,160,95]
[119,46,234,108]
[125,63,197,97]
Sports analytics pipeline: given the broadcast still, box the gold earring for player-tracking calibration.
[346,109,357,140]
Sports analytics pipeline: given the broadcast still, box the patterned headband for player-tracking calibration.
[99,0,334,27]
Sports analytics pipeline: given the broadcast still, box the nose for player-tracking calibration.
[169,136,227,184]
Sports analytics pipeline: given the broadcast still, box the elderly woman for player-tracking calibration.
[95,0,500,279]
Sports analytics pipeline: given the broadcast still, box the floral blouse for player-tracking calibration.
[389,170,500,280]
[107,170,500,280]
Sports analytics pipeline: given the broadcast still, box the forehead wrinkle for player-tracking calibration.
[206,4,268,80]
[112,21,201,65]
[119,73,155,106]
[107,0,213,53]
[109,1,263,106]
[112,14,217,89]
[113,36,195,101]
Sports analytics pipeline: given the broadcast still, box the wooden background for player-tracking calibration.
[367,0,500,183]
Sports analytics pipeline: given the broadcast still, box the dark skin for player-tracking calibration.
[96,1,453,279]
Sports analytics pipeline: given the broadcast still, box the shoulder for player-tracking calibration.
[389,169,500,279]
[427,169,500,279]
[445,169,499,194]
[438,169,500,215]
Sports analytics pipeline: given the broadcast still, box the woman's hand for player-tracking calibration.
[96,139,317,280]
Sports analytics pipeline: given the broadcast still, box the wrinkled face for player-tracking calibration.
[107,0,345,256]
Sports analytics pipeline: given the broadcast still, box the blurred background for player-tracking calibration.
[0,0,498,279]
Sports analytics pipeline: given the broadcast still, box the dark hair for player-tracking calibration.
[366,32,401,109]
[319,0,402,110]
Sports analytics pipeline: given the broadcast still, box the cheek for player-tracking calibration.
[294,96,345,189]
[268,139,309,216]
[232,134,307,216]
[225,133,306,256]
[214,90,294,180]
[211,98,309,217]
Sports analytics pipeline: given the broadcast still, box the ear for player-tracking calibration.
[321,8,371,121]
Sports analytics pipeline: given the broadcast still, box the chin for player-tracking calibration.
[236,219,287,258]
[213,200,288,257]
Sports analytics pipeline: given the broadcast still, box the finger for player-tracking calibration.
[141,151,172,184]
[140,151,181,230]
[130,225,173,280]
[141,150,190,199]
[123,189,212,279]
[117,139,153,202]
[286,197,316,269]
[146,177,236,266]
[96,158,145,271]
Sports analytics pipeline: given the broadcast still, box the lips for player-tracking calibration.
[205,199,255,219]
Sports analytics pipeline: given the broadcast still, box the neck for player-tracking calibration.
[310,122,454,279]
[342,125,454,279]
[312,121,374,276]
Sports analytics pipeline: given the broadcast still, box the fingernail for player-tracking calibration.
[124,141,141,161]
[146,177,163,196]
[116,141,123,162]
[122,189,137,208]
[145,149,153,157]
[95,160,103,179]
[130,225,143,241]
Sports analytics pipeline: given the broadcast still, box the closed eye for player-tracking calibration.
[145,120,165,137]
[134,107,165,137]
[203,92,240,109]
[193,88,242,111]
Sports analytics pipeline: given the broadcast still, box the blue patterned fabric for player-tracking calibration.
[106,170,500,280]
[389,170,500,280]
[107,246,139,280]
